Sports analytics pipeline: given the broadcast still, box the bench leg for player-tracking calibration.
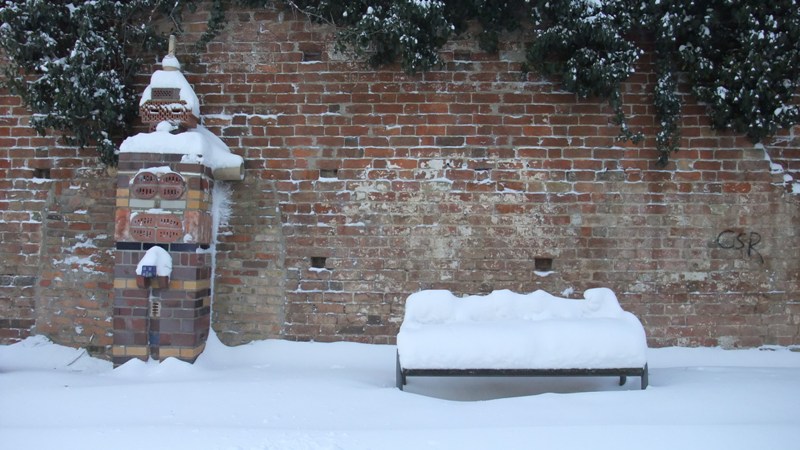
[641,364,649,390]
[619,375,627,386]
[396,351,406,390]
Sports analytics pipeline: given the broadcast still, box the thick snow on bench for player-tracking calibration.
[397,288,648,370]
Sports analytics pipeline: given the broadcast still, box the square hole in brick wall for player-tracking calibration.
[34,168,51,179]
[319,169,339,179]
[311,257,327,269]
[302,50,322,62]
[534,257,553,272]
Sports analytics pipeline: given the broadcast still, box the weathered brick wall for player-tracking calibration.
[211,172,286,345]
[35,167,115,354]
[0,88,115,351]
[2,5,800,352]
[179,7,799,347]
[0,100,43,342]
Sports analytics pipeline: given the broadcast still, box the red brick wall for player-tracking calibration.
[0,88,116,351]
[2,5,800,352]
[193,8,799,348]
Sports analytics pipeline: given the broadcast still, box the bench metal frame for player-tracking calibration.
[396,352,649,390]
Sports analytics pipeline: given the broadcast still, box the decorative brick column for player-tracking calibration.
[112,154,215,365]
[111,38,243,365]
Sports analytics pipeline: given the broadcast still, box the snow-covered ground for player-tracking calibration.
[1,334,799,450]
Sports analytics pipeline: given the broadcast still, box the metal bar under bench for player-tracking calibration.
[396,352,649,391]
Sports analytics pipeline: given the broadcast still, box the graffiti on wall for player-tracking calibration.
[716,230,764,264]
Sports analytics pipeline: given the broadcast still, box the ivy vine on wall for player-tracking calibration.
[0,0,269,165]
[1,0,798,166]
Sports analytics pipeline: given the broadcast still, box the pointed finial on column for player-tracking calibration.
[162,35,181,71]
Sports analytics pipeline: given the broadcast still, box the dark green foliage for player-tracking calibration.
[292,0,455,73]
[681,1,799,142]
[653,53,682,167]
[0,0,271,165]
[344,1,453,73]
[649,0,800,164]
[443,0,530,53]
[526,0,644,145]
[528,0,641,100]
[296,0,531,71]
[0,0,166,165]
[304,0,800,165]
[2,0,799,167]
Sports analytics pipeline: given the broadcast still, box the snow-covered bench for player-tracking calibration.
[396,288,649,390]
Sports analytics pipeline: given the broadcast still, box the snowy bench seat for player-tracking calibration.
[396,288,649,390]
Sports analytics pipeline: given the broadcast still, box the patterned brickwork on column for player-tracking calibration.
[112,242,211,364]
[112,152,214,366]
